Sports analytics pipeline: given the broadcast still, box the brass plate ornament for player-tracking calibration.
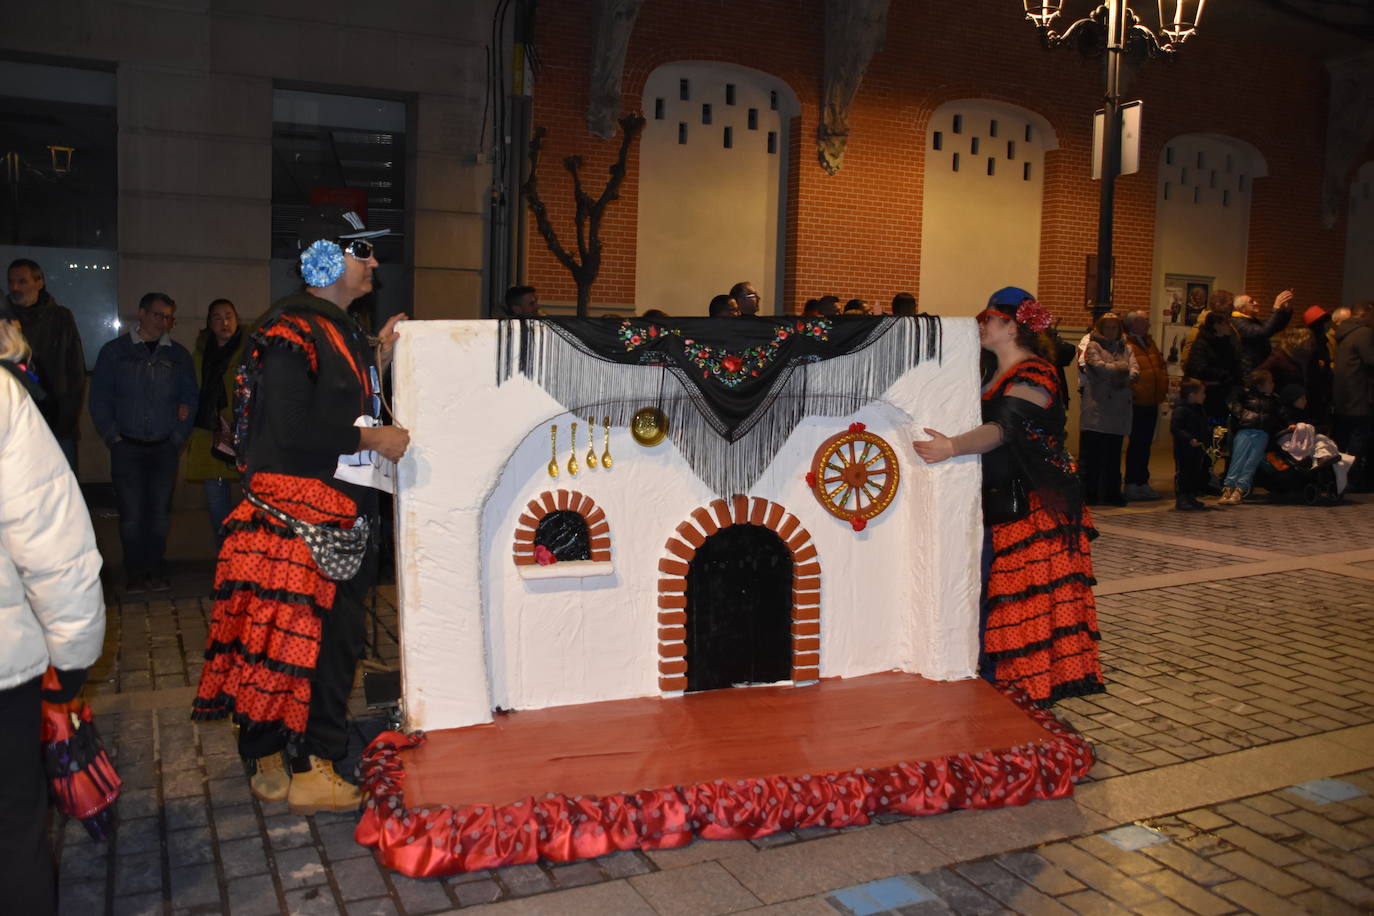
[630,407,669,447]
[807,423,900,531]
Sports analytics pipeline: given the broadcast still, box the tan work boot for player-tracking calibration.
[287,756,363,815]
[250,752,290,802]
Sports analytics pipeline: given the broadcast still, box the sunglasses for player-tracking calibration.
[340,238,375,261]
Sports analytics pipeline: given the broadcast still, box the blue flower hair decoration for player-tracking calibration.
[301,239,346,287]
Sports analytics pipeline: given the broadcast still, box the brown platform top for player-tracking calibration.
[403,672,1058,809]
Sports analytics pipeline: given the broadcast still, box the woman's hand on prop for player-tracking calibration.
[377,313,408,372]
[913,428,954,464]
[361,425,411,462]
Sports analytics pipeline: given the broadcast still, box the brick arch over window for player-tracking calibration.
[512,490,610,567]
[656,495,819,693]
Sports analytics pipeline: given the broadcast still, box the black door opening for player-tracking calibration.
[684,524,793,692]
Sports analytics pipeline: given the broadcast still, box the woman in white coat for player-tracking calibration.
[0,318,105,915]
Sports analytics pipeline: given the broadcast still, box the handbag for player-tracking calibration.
[40,668,122,841]
[982,476,1029,525]
[245,489,370,581]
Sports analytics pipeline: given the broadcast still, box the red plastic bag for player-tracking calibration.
[40,667,121,841]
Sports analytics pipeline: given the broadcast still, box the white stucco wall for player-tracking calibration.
[1344,161,1374,308]
[918,100,1058,317]
[635,62,797,316]
[392,320,984,731]
[1151,133,1267,323]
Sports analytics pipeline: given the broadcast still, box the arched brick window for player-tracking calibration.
[512,490,611,578]
[657,495,819,693]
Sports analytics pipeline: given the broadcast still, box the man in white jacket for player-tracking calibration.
[0,325,106,916]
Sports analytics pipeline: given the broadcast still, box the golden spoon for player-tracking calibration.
[567,422,579,476]
[601,416,613,469]
[586,418,598,468]
[547,424,559,478]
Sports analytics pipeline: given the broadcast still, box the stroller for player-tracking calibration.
[1253,424,1349,505]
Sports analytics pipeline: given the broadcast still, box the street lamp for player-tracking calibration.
[1021,1,1206,318]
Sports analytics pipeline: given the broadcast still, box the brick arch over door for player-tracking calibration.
[656,495,819,693]
[512,490,611,567]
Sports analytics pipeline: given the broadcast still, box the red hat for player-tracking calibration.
[1303,305,1327,327]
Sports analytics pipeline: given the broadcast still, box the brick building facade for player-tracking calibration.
[525,0,1372,323]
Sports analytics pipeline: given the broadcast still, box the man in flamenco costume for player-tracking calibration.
[914,287,1105,706]
[192,206,410,814]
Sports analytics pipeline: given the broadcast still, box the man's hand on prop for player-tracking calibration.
[377,313,408,372]
[361,425,411,462]
[913,428,954,464]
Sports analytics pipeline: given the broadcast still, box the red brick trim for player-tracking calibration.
[657,496,820,693]
[512,491,612,567]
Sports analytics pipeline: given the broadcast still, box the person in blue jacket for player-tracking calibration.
[90,292,198,594]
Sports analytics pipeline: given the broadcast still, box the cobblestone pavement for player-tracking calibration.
[56,493,1374,915]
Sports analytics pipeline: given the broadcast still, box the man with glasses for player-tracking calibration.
[728,281,762,317]
[90,292,198,594]
[193,205,410,816]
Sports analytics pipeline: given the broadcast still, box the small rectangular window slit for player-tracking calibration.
[990,120,999,137]
[952,114,963,134]
[987,157,996,176]
[970,137,980,154]
[747,108,758,130]
[701,103,712,124]
[769,90,778,111]
[1023,162,1032,181]
[679,79,690,101]
[723,126,733,149]
[725,84,736,105]
[678,122,687,144]
[766,131,777,154]
[654,98,664,120]
[932,131,942,150]
[952,152,960,172]
[1007,140,1016,159]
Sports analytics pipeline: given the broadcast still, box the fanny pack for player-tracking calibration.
[245,489,370,581]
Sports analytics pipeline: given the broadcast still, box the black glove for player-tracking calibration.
[42,667,89,704]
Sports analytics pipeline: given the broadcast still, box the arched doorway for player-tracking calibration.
[635,62,798,315]
[684,524,793,692]
[918,99,1059,316]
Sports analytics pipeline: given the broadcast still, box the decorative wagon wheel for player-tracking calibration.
[807,423,901,531]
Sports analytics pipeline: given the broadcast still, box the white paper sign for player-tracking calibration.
[335,415,395,493]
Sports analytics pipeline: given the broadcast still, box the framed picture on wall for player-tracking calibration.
[1164,273,1214,327]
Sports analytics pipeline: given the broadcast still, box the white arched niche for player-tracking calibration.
[918,100,1058,316]
[1151,133,1268,328]
[1344,161,1374,308]
[635,62,798,316]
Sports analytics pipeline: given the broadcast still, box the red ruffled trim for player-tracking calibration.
[353,686,1094,877]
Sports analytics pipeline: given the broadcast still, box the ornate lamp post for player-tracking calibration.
[1022,1,1206,318]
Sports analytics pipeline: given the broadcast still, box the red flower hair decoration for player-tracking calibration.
[1015,299,1053,332]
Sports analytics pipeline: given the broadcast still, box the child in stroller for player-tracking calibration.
[1255,384,1353,504]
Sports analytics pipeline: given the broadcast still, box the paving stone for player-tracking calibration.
[1213,878,1295,916]
[1139,841,1234,886]
[331,856,389,901]
[282,885,343,915]
[208,777,253,808]
[1056,888,1136,915]
[389,874,453,913]
[219,836,270,879]
[499,862,553,896]
[317,820,371,861]
[1211,825,1306,867]
[167,825,216,866]
[453,877,504,907]
[550,860,607,889]
[226,874,281,916]
[116,816,162,855]
[1136,866,1236,916]
[169,863,221,908]
[912,868,1003,914]
[264,813,315,850]
[597,850,655,879]
[1277,809,1369,851]
[164,796,211,831]
[57,881,106,916]
[113,852,163,896]
[112,892,162,916]
[1288,860,1374,908]
[1288,889,1364,916]
[994,851,1084,895]
[274,845,329,889]
[345,899,400,916]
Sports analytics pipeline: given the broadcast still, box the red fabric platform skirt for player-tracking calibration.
[984,492,1104,706]
[192,473,356,739]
